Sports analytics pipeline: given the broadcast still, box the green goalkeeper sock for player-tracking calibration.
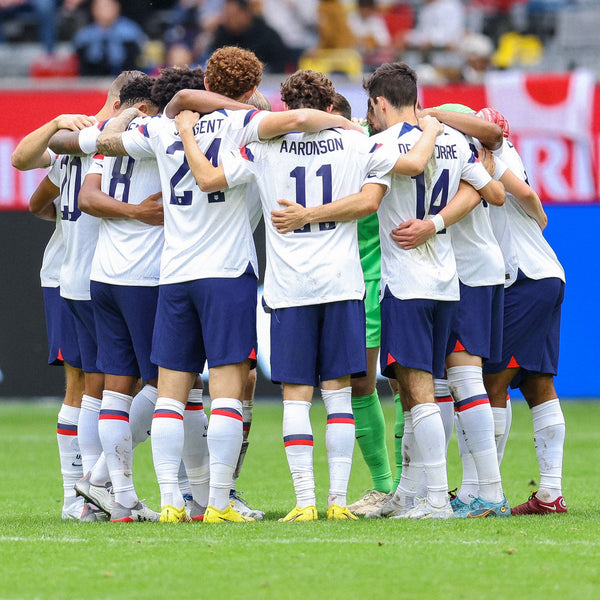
[392,393,405,490]
[352,390,393,493]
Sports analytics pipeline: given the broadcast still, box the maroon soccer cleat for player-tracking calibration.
[511,491,567,515]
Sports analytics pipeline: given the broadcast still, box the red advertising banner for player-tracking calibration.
[2,74,599,210]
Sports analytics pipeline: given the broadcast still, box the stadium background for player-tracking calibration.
[0,72,598,399]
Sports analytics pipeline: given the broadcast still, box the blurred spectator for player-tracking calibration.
[259,0,318,69]
[318,0,354,49]
[404,0,465,53]
[348,0,393,67]
[0,0,57,54]
[460,31,494,83]
[208,0,289,72]
[469,0,528,45]
[72,0,146,76]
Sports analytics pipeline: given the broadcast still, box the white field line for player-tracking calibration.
[1,535,599,547]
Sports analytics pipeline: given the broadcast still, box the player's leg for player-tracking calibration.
[511,374,567,514]
[229,368,265,519]
[57,362,85,519]
[388,376,404,490]
[349,274,393,512]
[182,375,209,521]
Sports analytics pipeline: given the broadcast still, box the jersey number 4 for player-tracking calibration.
[290,164,335,233]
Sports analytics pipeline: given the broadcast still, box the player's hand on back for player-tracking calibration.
[271,199,308,234]
[419,114,444,137]
[135,192,164,226]
[175,110,200,132]
[390,218,436,250]
[55,114,97,131]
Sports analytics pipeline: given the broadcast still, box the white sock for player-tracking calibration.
[78,394,102,475]
[183,388,210,508]
[434,378,455,453]
[130,384,157,447]
[57,404,82,506]
[283,400,315,509]
[532,398,565,501]
[493,396,512,465]
[394,411,422,508]
[411,403,448,508]
[322,387,354,507]
[455,416,479,503]
[207,398,243,511]
[151,397,185,509]
[98,390,138,508]
[449,365,503,503]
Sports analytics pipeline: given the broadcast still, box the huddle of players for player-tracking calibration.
[13,46,566,523]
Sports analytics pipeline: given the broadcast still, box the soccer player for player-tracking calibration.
[393,103,510,518]
[476,108,567,515]
[76,72,181,522]
[95,50,365,523]
[13,112,96,520]
[45,71,156,520]
[175,69,445,520]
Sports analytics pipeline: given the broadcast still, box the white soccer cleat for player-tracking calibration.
[75,472,115,516]
[61,496,85,520]
[110,501,160,522]
[348,490,393,515]
[365,495,413,519]
[229,490,265,520]
[403,498,455,520]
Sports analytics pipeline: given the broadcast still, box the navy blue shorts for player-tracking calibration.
[483,271,564,387]
[447,283,504,362]
[270,300,366,387]
[91,281,159,381]
[43,287,81,368]
[380,288,457,379]
[64,298,99,373]
[151,272,258,373]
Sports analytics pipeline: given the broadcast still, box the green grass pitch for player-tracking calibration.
[0,398,598,600]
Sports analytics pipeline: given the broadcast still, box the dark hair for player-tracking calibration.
[363,62,418,109]
[280,70,335,111]
[205,46,263,99]
[151,66,205,110]
[119,73,156,107]
[332,92,352,120]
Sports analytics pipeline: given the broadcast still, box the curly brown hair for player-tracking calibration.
[280,70,335,111]
[204,46,263,100]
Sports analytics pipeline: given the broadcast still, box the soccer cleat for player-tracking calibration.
[404,498,455,520]
[510,491,567,515]
[365,496,413,519]
[75,473,114,516]
[61,496,85,520]
[347,490,393,515]
[110,501,160,523]
[467,496,511,518]
[186,499,206,522]
[327,504,358,521]
[229,490,265,520]
[278,505,318,522]
[79,503,110,522]
[451,494,475,519]
[204,504,255,523]
[159,504,192,523]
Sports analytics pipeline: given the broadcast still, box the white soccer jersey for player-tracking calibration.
[57,124,101,300]
[89,116,164,286]
[492,139,565,283]
[40,161,64,288]
[223,128,391,308]
[373,122,492,301]
[449,136,505,287]
[121,109,268,284]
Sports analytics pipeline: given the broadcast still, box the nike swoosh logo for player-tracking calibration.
[394,435,403,439]
[72,461,82,467]
[543,504,557,512]
[356,435,366,439]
